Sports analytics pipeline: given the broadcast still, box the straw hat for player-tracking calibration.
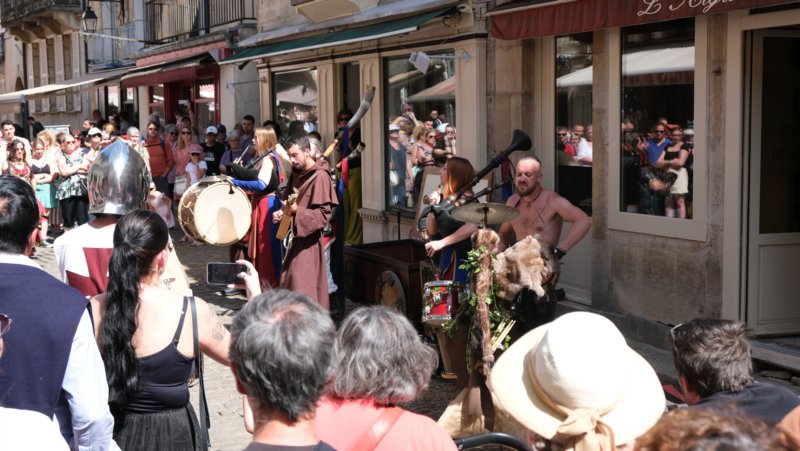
[490,312,665,448]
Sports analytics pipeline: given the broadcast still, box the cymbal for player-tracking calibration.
[451,202,519,225]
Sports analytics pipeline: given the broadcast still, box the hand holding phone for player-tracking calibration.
[227,260,262,300]
[207,262,248,285]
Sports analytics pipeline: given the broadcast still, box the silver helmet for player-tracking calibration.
[88,140,149,215]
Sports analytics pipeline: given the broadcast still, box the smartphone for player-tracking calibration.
[207,262,248,285]
[178,99,190,106]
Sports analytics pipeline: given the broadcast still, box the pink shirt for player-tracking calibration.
[315,397,457,451]
[174,144,200,177]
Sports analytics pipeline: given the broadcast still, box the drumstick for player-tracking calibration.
[491,320,516,351]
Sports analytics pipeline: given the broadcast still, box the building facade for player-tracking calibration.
[487,0,800,364]
[0,0,142,132]
[124,0,258,133]
[226,0,488,245]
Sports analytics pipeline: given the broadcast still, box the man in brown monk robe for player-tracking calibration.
[272,134,338,309]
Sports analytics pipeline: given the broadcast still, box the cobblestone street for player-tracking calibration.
[34,230,460,450]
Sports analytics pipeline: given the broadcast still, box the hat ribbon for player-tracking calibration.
[528,360,617,451]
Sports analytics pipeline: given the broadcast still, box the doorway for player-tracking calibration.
[745,30,800,336]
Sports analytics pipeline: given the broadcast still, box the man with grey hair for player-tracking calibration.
[671,318,800,425]
[230,289,336,451]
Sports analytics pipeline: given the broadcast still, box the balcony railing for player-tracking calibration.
[0,0,81,25]
[145,0,255,44]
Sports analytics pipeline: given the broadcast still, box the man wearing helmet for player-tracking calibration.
[54,141,190,297]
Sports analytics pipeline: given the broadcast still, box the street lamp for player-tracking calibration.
[82,7,99,34]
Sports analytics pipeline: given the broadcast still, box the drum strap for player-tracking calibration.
[350,407,405,451]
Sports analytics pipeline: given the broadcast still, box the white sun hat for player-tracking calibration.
[490,312,665,448]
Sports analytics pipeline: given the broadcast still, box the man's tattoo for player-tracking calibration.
[534,206,546,224]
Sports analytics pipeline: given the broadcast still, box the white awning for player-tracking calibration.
[406,77,455,102]
[557,46,694,87]
[0,67,130,104]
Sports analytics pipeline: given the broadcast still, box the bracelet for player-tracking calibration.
[554,246,567,260]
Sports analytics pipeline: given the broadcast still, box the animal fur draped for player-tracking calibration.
[472,228,500,376]
[493,234,559,301]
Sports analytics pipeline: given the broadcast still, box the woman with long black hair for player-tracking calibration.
[90,209,230,450]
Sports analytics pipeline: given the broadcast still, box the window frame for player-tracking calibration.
[381,49,458,212]
[270,66,320,134]
[607,16,708,242]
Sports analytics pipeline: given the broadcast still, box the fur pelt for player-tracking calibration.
[471,228,500,376]
[493,235,559,301]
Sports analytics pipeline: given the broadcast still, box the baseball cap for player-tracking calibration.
[216,124,227,133]
[206,126,218,135]
[88,127,102,136]
[389,124,400,132]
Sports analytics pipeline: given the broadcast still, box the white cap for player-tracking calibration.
[206,126,218,135]
[388,124,400,132]
[88,127,102,136]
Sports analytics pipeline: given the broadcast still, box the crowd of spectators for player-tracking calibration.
[1,106,798,451]
[619,117,694,218]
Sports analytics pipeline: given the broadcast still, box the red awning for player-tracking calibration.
[121,60,202,88]
[490,0,798,40]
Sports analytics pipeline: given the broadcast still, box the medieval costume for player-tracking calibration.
[280,158,338,308]
[247,152,284,288]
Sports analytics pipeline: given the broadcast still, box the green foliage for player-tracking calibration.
[441,246,513,351]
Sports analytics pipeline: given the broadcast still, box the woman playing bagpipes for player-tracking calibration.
[226,126,285,288]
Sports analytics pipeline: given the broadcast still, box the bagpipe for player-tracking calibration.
[417,130,531,234]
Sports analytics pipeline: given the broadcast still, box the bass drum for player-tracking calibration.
[178,176,252,245]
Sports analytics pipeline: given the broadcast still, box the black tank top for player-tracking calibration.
[127,297,195,413]
[30,163,51,175]
[664,143,688,161]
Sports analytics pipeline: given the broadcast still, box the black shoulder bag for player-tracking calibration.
[189,296,211,449]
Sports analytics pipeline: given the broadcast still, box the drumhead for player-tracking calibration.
[424,280,467,289]
[192,183,252,245]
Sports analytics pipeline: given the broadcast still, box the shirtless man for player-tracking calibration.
[499,156,592,332]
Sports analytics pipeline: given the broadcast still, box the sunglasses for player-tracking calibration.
[147,128,158,131]
[91,133,102,138]
[181,131,192,135]
[669,323,684,350]
[0,313,11,337]
[191,153,201,156]
[427,135,437,139]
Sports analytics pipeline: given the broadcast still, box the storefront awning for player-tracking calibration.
[557,46,694,87]
[121,57,205,88]
[489,0,798,40]
[406,77,456,102]
[0,67,130,104]
[224,7,454,65]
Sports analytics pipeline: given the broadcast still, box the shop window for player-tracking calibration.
[149,84,164,125]
[194,78,216,134]
[272,68,318,136]
[556,32,593,215]
[106,85,120,117]
[383,50,456,209]
[620,19,695,220]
